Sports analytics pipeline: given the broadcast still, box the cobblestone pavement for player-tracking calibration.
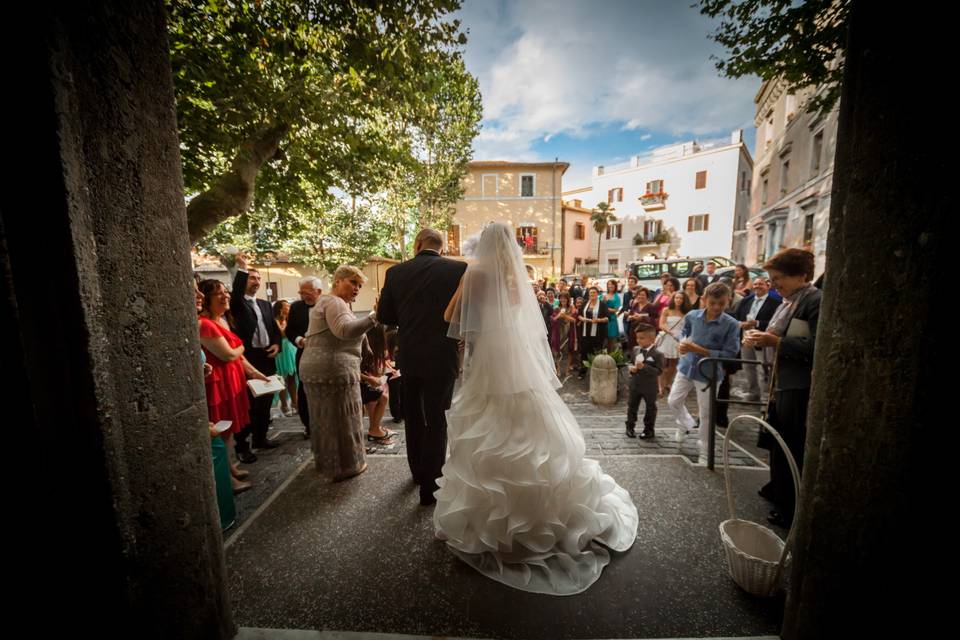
[228,371,772,537]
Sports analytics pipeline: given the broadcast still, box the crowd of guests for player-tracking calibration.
[192,244,818,533]
[534,249,820,529]
[531,262,788,399]
[191,255,404,530]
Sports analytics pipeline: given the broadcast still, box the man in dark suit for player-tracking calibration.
[376,229,467,506]
[733,277,781,401]
[696,261,721,290]
[285,276,321,438]
[569,274,589,303]
[231,254,282,462]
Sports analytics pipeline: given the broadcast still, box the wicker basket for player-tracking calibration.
[719,415,800,597]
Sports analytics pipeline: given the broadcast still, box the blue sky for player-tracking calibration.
[454,0,760,188]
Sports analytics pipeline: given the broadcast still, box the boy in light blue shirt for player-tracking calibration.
[668,282,741,463]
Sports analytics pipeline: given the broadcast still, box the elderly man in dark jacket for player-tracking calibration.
[285,276,322,438]
[376,229,466,506]
[733,277,782,401]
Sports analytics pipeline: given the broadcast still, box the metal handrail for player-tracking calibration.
[695,356,768,471]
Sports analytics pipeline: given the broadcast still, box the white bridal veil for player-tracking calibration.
[447,222,561,395]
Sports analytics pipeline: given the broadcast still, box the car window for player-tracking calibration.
[634,263,662,279]
[670,261,692,277]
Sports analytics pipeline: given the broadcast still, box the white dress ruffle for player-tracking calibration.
[433,331,639,595]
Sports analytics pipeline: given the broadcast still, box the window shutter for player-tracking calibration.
[704,214,710,231]
[696,171,707,189]
[688,217,693,233]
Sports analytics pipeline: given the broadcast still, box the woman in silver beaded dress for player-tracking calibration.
[299,265,378,481]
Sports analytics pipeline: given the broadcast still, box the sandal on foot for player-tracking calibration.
[366,429,396,442]
[333,464,368,482]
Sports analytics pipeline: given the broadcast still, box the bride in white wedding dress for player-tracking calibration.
[432,222,638,596]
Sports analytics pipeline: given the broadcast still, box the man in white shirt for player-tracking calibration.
[734,277,781,401]
[231,254,282,461]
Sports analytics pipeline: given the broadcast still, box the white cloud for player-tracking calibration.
[457,0,758,162]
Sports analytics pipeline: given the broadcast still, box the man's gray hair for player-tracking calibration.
[298,276,323,289]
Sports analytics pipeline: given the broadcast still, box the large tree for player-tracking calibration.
[167,0,480,245]
[376,55,481,260]
[698,0,851,115]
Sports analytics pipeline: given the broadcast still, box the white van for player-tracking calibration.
[628,256,735,291]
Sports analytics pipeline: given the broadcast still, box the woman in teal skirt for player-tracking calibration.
[273,300,299,416]
[602,279,622,351]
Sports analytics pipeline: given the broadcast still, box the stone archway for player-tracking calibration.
[5,3,233,638]
[4,1,946,637]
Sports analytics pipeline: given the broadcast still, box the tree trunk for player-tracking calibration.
[781,1,946,636]
[186,123,289,243]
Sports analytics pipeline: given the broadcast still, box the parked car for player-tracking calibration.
[628,256,735,291]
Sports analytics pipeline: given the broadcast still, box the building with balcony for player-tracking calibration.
[561,131,753,277]
[449,160,569,279]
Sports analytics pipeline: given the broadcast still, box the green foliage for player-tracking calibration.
[591,202,616,232]
[200,188,391,274]
[375,56,482,259]
[697,0,851,115]
[582,347,629,370]
[168,0,482,255]
[591,202,617,265]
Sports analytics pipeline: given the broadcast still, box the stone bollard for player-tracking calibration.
[589,354,619,405]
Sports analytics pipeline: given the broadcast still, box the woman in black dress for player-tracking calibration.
[576,286,608,379]
[744,248,821,529]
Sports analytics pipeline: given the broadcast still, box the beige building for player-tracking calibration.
[448,160,569,279]
[742,75,840,277]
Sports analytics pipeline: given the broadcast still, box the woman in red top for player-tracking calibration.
[198,279,268,492]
